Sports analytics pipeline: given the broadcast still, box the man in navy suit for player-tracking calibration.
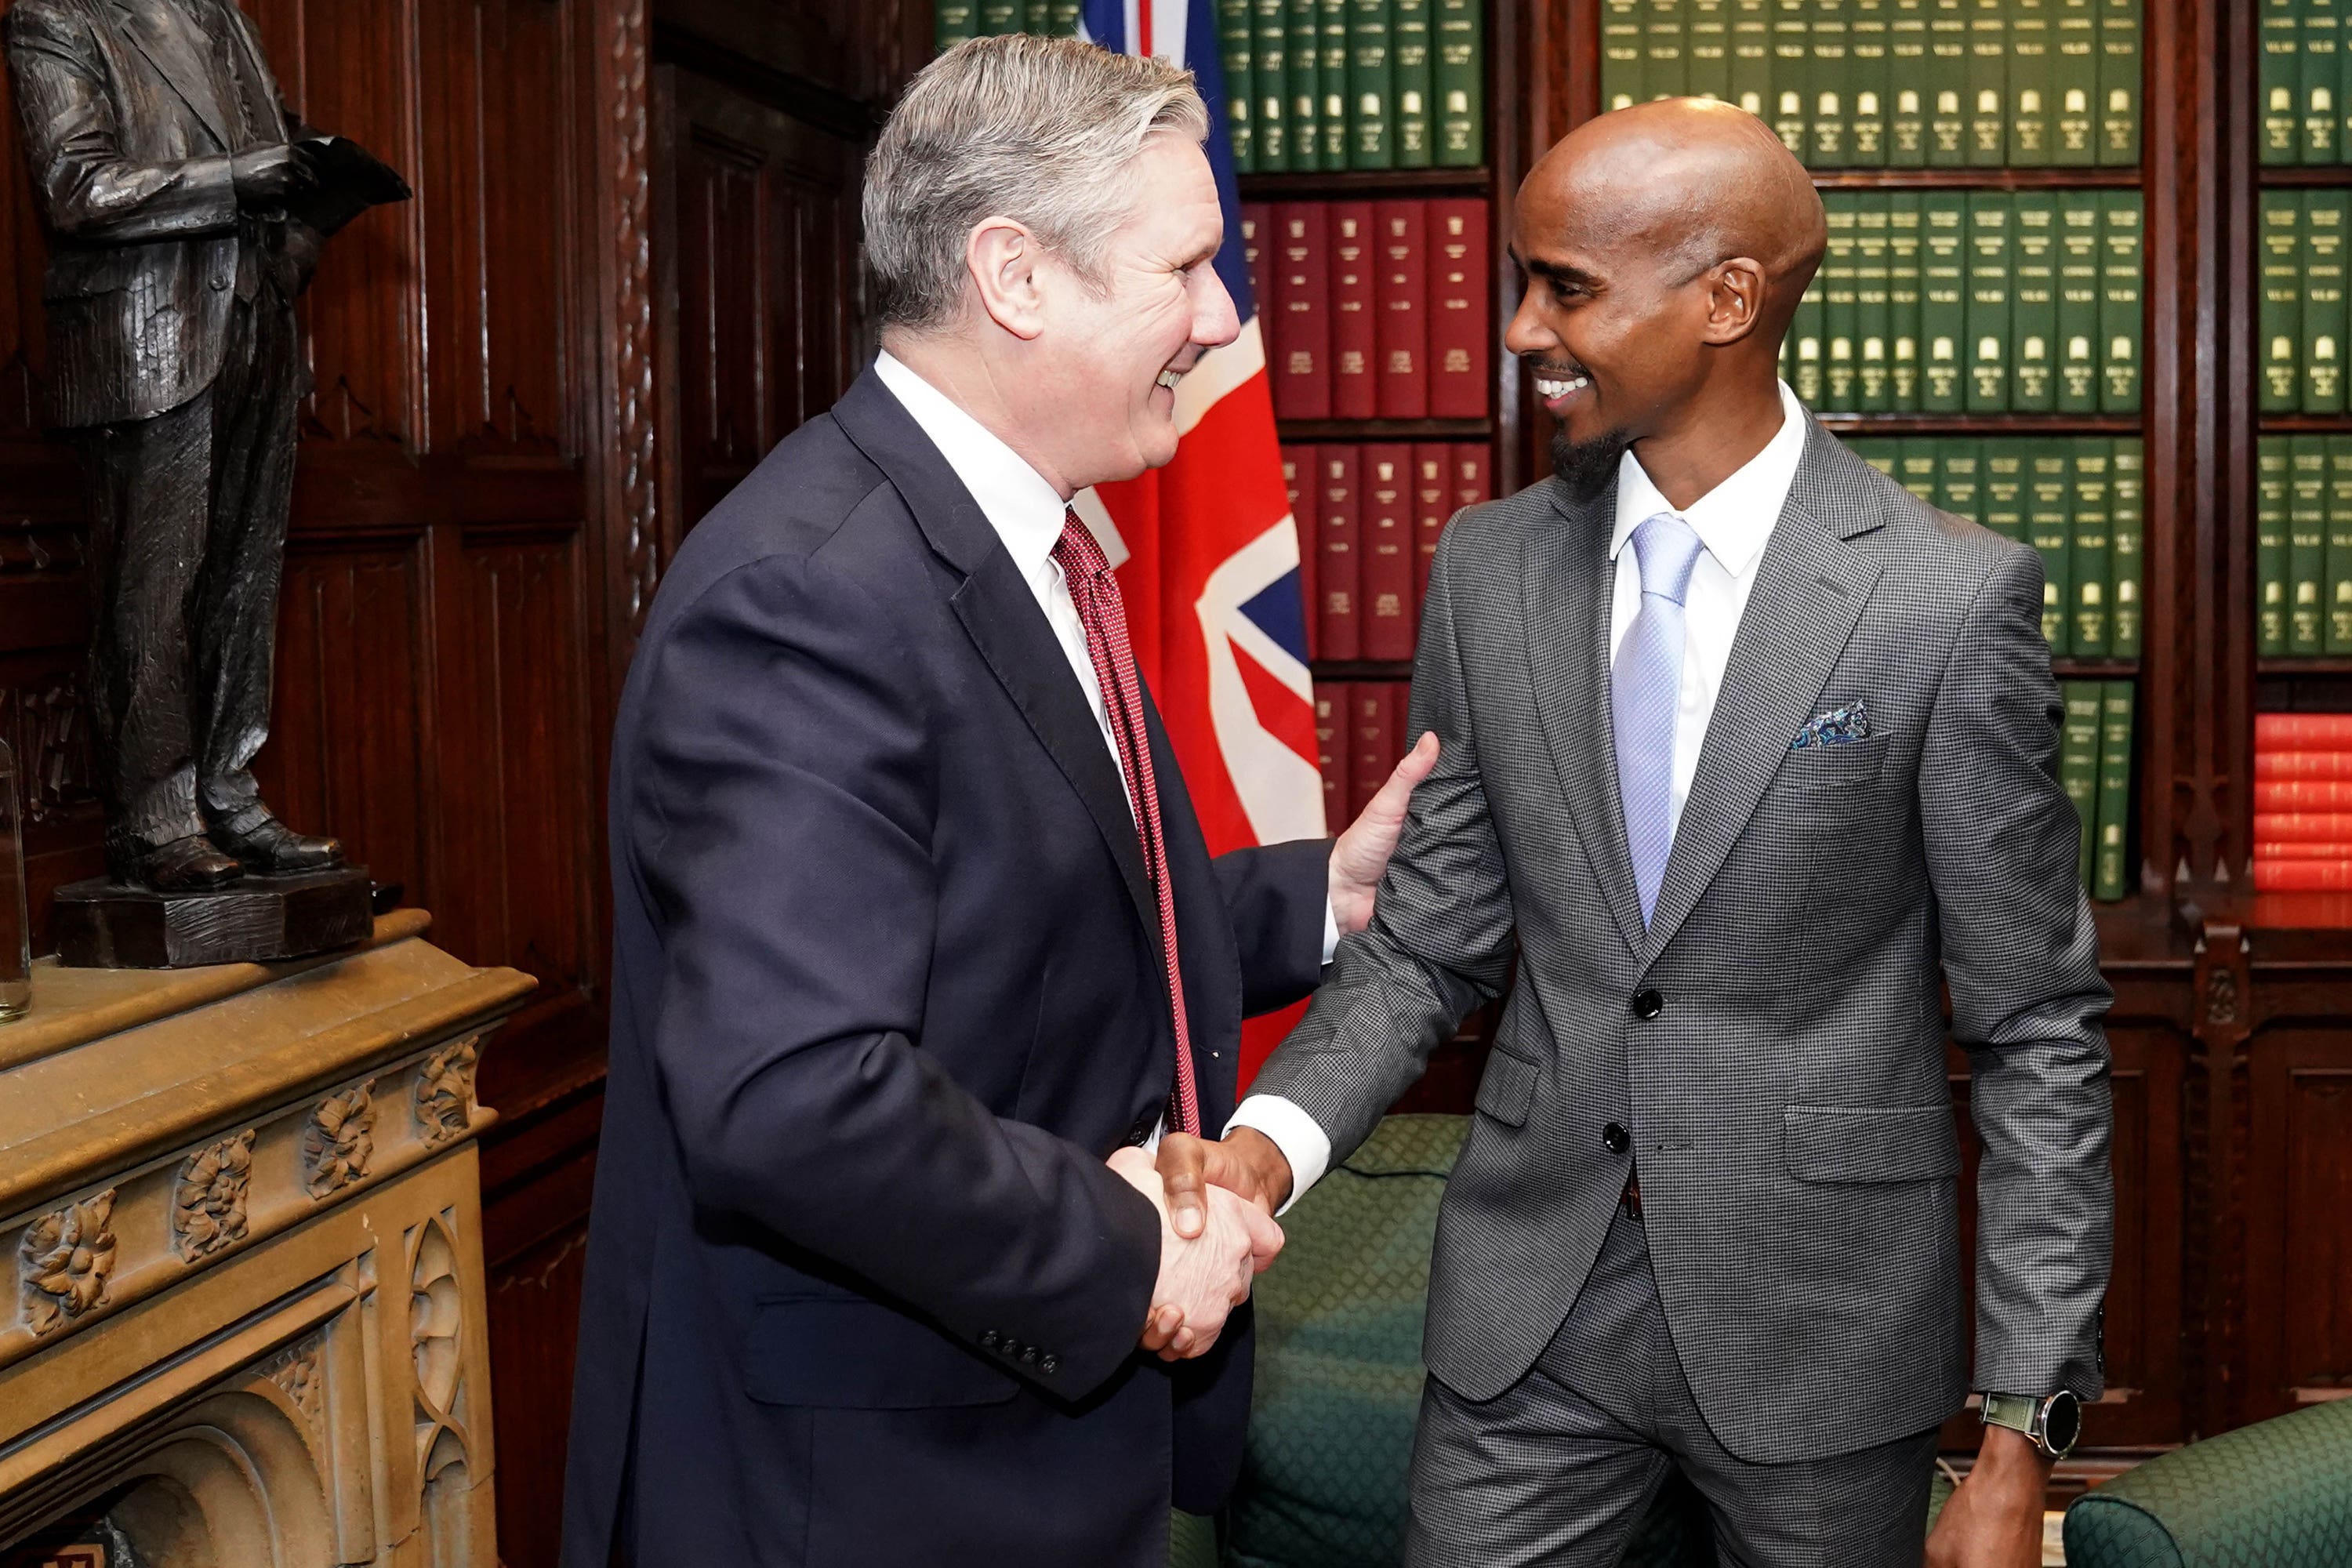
[560,34,1433,1567]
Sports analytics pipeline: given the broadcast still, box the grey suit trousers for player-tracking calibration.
[1406,1204,1938,1568]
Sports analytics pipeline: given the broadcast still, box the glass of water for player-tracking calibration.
[0,737,30,1022]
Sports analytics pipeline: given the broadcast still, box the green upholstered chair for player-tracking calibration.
[2063,1397,2352,1567]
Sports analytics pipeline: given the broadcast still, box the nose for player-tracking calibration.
[1503,281,1554,358]
[1198,263,1241,350]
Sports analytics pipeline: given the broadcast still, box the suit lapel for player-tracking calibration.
[1523,480,1646,955]
[1637,423,1887,962]
[114,0,232,151]
[223,5,289,140]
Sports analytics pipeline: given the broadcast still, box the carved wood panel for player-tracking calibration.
[2244,1025,2352,1421]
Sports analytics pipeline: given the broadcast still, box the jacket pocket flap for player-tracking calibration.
[1782,1104,1959,1184]
[743,1295,1022,1409]
[1474,1049,1538,1127]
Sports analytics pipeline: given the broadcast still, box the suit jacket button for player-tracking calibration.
[1631,989,1664,1020]
[1602,1122,1631,1154]
[1003,1338,1023,1359]
[1041,1354,1058,1374]
[979,1330,999,1349]
[1021,1346,1039,1363]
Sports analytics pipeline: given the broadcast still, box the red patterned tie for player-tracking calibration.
[1053,511,1201,1138]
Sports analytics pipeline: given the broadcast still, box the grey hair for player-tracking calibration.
[863,34,1210,333]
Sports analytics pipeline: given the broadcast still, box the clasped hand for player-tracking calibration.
[1108,1145,1282,1361]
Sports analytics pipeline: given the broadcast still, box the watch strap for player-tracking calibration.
[1980,1390,2042,1439]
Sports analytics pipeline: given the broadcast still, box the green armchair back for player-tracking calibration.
[2063,1397,2352,1567]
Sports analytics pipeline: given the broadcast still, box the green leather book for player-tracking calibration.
[1733,0,1775,114]
[1889,192,1924,406]
[1940,439,1984,524]
[2306,191,2348,416]
[1984,439,2029,542]
[2030,448,2074,652]
[1849,437,1897,477]
[2291,434,2330,655]
[1823,198,1860,409]
[2052,0,2096,164]
[1348,0,1392,168]
[1649,0,1690,99]
[2059,681,2102,887]
[2009,0,2054,166]
[1690,0,1733,99]
[1811,0,1850,163]
[1922,193,1967,409]
[1927,0,1969,164]
[1898,438,1940,505]
[2069,438,2111,657]
[1255,0,1290,169]
[936,0,978,51]
[2261,193,2303,414]
[1044,0,1083,34]
[976,0,1019,33]
[2012,193,2058,411]
[2091,681,2133,902]
[1965,0,2007,166]
[1888,0,1929,162]
[2263,0,2300,165]
[2307,0,2343,165]
[1433,0,1481,165]
[1850,0,1889,160]
[1773,0,1813,155]
[1392,0,1431,166]
[1605,0,1646,108]
[1288,0,1323,172]
[2110,437,2143,659]
[1857,194,1893,408]
[1793,282,1828,405]
[2259,436,2292,656]
[2097,0,2140,165]
[2257,436,2292,656]
[1965,191,2012,412]
[2057,191,2103,412]
[2100,191,2141,412]
[1221,0,1255,168]
[2328,436,2352,652]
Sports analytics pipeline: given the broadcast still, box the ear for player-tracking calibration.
[1698,256,1767,347]
[967,216,1047,341]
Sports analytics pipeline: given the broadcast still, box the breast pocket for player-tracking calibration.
[1777,737,1889,792]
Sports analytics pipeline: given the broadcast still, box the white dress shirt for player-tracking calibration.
[1228,382,1812,1210]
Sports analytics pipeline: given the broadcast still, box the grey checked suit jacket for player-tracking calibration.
[1252,416,2114,1465]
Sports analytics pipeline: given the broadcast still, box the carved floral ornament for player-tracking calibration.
[20,1189,118,1335]
[303,1081,376,1200]
[415,1036,480,1146]
[173,1128,256,1260]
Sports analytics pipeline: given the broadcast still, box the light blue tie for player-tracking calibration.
[1613,512,1706,925]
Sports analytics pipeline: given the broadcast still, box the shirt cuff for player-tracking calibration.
[1322,898,1341,966]
[1224,1094,1333,1216]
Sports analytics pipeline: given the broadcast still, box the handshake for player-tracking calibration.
[1107,1129,1298,1361]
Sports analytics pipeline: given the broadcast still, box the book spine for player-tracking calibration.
[1427,198,1490,419]
[1375,198,1429,419]
[2309,0,2343,166]
[1432,0,1482,165]
[1330,201,1379,419]
[2309,191,2349,416]
[2332,433,2352,652]
[1255,0,1290,169]
[1939,437,1984,524]
[1773,0,1813,155]
[1651,0,1691,99]
[2253,811,2352,843]
[2259,750,2352,779]
[1734,0,1777,118]
[1848,437,1896,478]
[937,0,978,52]
[1927,0,1969,165]
[2261,193,2304,413]
[2060,680,2103,887]
[2291,434,2329,655]
[1222,0,1257,169]
[2069,437,2112,656]
[2258,712,2352,745]
[1922,191,1966,408]
[1850,0,1889,161]
[1392,0,1433,167]
[2110,436,2143,659]
[2012,191,2059,410]
[1888,0,1929,163]
[1965,191,2012,412]
[1823,198,1860,409]
[1889,192,1923,407]
[1983,438,2028,541]
[2097,0,2140,165]
[1349,0,1393,169]
[977,0,1019,33]
[2258,435,2292,656]
[1811,0,1851,165]
[2255,839,2352,855]
[1286,445,1319,660]
[2092,678,2134,900]
[1316,681,1348,826]
[1352,683,1399,823]
[2009,0,2053,166]
[2052,0,2096,165]
[1898,437,1940,504]
[2258,779,2352,807]
[1242,201,1274,334]
[1452,442,1494,517]
[2262,0,2301,165]
[1965,0,2007,166]
[1046,0,1083,34]
[1319,446,1363,660]
[1288,0,1323,176]
[1793,278,1828,405]
[1690,0,1735,100]
[1856,195,1893,408]
[2057,190,2103,412]
[2251,861,2352,892]
[2100,191,2142,412]
[1361,445,1416,661]
[1272,203,1332,419]
[2031,448,2075,652]
[1606,0,1646,110]
[1413,443,1450,612]
[1322,0,1353,168]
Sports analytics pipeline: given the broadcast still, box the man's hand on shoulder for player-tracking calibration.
[1926,1425,2051,1568]
[1330,731,1439,935]
[1109,1146,1282,1360]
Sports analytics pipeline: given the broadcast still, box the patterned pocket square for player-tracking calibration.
[1791,700,1874,750]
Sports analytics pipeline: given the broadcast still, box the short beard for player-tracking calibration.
[1549,424,1635,503]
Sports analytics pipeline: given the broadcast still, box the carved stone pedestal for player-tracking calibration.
[0,910,533,1566]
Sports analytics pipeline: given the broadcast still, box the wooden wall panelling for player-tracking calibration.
[2244,1021,2352,1421]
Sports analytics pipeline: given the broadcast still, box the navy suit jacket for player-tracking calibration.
[559,368,1332,1567]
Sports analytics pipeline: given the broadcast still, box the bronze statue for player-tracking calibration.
[5,0,406,900]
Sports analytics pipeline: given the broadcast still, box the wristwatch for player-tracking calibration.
[1978,1388,2083,1461]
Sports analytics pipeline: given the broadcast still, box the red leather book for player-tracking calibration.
[2255,840,2352,859]
[1451,441,1494,514]
[2252,860,2352,892]
[1361,444,1417,661]
[2254,812,2352,844]
[1284,445,1319,660]
[2255,749,2352,779]
[1375,200,1429,419]
[1330,201,1378,420]
[2256,714,2352,748]
[2256,779,2352,811]
[1318,445,1362,659]
[1242,201,1275,362]
[1427,198,1490,419]
[1316,681,1348,830]
[1273,203,1332,419]
[1412,443,1450,613]
[1352,682,1399,821]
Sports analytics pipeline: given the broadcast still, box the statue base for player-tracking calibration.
[52,865,376,969]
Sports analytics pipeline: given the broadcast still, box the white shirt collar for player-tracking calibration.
[1608,380,1812,581]
[872,350,1070,590]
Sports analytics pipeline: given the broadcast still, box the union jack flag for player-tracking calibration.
[1076,0,1325,1081]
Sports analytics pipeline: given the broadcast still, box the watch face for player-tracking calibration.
[2042,1391,2083,1455]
